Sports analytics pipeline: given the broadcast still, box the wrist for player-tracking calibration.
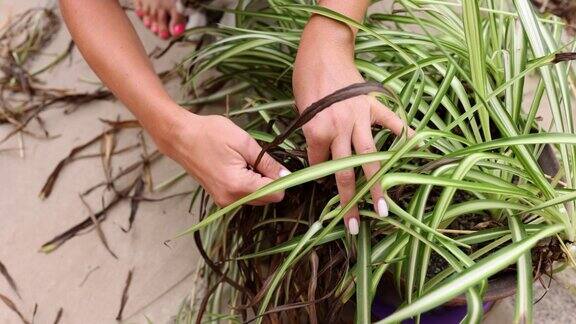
[302,15,356,52]
[140,100,200,155]
[296,17,357,74]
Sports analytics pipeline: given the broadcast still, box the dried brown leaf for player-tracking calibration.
[0,293,29,324]
[81,150,161,197]
[40,131,111,200]
[78,266,101,287]
[53,307,63,324]
[122,177,145,233]
[79,195,118,259]
[0,260,20,298]
[115,269,133,321]
[307,252,319,324]
[40,120,138,199]
[40,179,137,253]
[101,132,116,182]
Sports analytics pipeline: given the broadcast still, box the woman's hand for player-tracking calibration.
[60,0,286,208]
[155,107,290,207]
[293,15,409,234]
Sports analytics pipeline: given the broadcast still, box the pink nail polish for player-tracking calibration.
[136,9,144,17]
[172,23,185,36]
[143,17,151,27]
[151,24,158,33]
[348,218,359,235]
[160,31,170,39]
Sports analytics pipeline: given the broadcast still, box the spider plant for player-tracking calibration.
[175,0,576,323]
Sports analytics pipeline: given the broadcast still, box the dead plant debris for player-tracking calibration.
[0,260,20,299]
[80,195,118,259]
[122,177,145,233]
[53,307,63,324]
[0,7,114,152]
[115,269,134,321]
[39,118,141,200]
[78,266,101,287]
[0,292,29,324]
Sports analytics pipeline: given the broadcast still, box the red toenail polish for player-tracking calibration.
[151,24,158,33]
[136,9,144,17]
[173,23,185,36]
[160,31,170,39]
[143,17,151,27]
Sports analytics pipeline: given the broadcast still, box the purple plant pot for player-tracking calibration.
[372,294,494,323]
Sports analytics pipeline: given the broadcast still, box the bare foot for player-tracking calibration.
[134,0,187,39]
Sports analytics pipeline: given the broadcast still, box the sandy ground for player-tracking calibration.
[1,1,576,323]
[0,1,201,323]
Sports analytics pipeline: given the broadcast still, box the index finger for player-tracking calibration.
[369,97,414,137]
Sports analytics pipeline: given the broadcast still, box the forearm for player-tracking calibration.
[302,0,370,51]
[294,0,369,108]
[296,0,369,77]
[317,0,370,26]
[59,0,187,141]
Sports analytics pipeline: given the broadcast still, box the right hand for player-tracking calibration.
[156,108,289,207]
[293,16,411,234]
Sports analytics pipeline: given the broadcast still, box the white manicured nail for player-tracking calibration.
[377,197,388,217]
[279,169,291,177]
[348,218,359,235]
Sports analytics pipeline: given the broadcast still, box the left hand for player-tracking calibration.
[293,16,411,234]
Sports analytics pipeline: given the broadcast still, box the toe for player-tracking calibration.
[142,15,151,27]
[157,10,170,39]
[169,9,188,36]
[134,0,144,17]
[142,1,152,19]
[149,9,160,33]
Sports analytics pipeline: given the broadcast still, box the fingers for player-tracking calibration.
[307,142,330,167]
[169,9,187,36]
[370,97,414,138]
[331,135,360,235]
[242,137,290,180]
[352,121,388,218]
[237,136,289,205]
[211,168,285,207]
[228,138,289,206]
[241,169,286,206]
[303,124,332,166]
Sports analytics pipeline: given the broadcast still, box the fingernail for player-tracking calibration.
[172,23,185,36]
[348,218,359,235]
[160,31,170,39]
[279,168,291,177]
[136,9,144,17]
[151,23,158,33]
[377,197,388,217]
[143,17,151,27]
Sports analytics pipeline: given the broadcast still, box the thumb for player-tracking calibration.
[240,169,285,206]
[242,137,291,180]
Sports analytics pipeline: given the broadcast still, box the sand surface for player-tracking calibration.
[1,1,200,323]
